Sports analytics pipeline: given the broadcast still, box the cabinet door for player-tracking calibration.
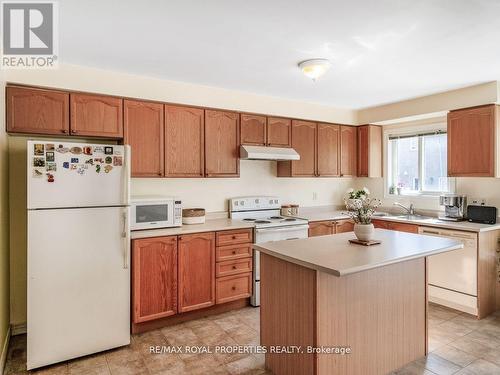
[317,123,340,177]
[6,86,69,135]
[372,219,390,229]
[124,100,164,177]
[267,117,291,147]
[340,126,357,177]
[308,221,333,237]
[291,120,317,176]
[178,232,216,313]
[165,105,205,177]
[240,114,266,146]
[448,106,495,177]
[357,125,369,177]
[205,110,240,177]
[70,93,123,138]
[334,219,354,233]
[132,236,177,323]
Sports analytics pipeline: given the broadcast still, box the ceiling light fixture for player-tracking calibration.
[298,59,331,81]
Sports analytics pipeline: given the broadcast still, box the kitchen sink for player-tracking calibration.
[391,214,432,220]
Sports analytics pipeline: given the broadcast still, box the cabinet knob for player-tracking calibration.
[231,286,236,291]
[71,130,78,134]
[61,129,68,134]
[232,235,236,239]
[232,251,236,255]
[232,265,237,270]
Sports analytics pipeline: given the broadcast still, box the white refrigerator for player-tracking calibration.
[27,140,131,370]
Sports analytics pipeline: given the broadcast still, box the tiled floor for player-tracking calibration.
[4,304,500,375]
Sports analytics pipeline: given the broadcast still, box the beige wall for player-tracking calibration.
[5,64,357,326]
[0,73,11,361]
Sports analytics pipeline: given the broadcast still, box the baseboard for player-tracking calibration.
[10,323,26,336]
[0,327,11,375]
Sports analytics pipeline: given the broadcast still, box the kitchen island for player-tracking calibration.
[254,229,463,375]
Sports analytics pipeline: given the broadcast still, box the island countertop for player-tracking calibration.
[253,228,463,276]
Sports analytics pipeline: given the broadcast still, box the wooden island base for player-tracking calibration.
[260,253,427,375]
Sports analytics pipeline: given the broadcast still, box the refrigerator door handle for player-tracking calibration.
[122,208,130,269]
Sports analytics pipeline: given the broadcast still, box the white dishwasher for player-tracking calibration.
[419,226,478,315]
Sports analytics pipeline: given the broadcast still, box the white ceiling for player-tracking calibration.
[60,0,500,109]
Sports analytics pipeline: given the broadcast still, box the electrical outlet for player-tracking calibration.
[470,198,486,206]
[312,192,318,201]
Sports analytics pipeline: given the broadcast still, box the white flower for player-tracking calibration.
[347,188,354,193]
[363,187,370,195]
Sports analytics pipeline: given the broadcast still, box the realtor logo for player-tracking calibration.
[1,1,58,68]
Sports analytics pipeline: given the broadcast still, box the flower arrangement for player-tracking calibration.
[344,187,381,225]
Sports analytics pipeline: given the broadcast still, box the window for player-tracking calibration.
[387,130,452,195]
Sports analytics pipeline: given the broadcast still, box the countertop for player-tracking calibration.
[253,229,463,276]
[296,206,500,233]
[130,218,254,239]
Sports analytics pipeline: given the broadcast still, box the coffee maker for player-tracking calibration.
[439,194,467,221]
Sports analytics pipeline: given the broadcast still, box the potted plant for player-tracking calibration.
[344,188,381,241]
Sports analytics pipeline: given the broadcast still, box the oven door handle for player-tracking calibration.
[255,224,309,233]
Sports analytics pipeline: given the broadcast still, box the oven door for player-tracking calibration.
[131,201,174,230]
[251,224,309,306]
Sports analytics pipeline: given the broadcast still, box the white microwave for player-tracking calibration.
[131,196,182,230]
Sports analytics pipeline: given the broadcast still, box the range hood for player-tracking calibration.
[240,145,300,161]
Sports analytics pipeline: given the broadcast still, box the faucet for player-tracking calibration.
[393,202,415,215]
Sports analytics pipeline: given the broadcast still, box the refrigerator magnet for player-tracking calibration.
[70,146,82,155]
[77,167,85,175]
[32,168,44,178]
[113,156,123,166]
[104,165,113,173]
[70,164,77,170]
[46,144,55,151]
[85,159,94,165]
[56,146,69,153]
[83,146,93,155]
[105,156,112,164]
[71,158,79,163]
[62,162,70,169]
[33,157,45,167]
[93,146,104,154]
[46,173,55,183]
[104,146,113,155]
[96,165,101,173]
[94,157,103,163]
[34,144,44,156]
[46,152,55,162]
[46,162,57,172]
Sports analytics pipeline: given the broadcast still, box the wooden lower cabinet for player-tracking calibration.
[308,221,334,237]
[178,232,216,313]
[132,236,178,323]
[216,273,252,304]
[372,219,418,233]
[335,219,355,233]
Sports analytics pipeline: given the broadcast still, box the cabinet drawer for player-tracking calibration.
[216,229,253,246]
[216,273,252,304]
[216,258,252,277]
[216,244,252,262]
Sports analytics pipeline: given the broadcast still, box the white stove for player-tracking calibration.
[229,196,309,306]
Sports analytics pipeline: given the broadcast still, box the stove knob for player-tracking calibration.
[255,199,259,204]
[274,199,278,204]
[235,201,239,206]
[240,201,245,206]
[269,199,273,204]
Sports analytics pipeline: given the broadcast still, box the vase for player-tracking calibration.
[354,223,374,241]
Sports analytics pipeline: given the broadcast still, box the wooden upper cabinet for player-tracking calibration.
[448,105,497,177]
[308,221,333,237]
[124,100,164,177]
[132,236,178,323]
[165,105,205,177]
[178,232,216,313]
[267,117,292,147]
[205,110,240,177]
[240,114,266,146]
[6,86,69,135]
[317,123,340,177]
[278,120,316,177]
[340,125,357,177]
[70,93,123,138]
[357,125,382,178]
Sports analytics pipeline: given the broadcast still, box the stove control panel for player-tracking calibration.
[230,196,280,211]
